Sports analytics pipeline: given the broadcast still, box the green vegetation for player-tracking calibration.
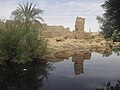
[11,2,44,30]
[0,3,48,64]
[97,0,120,42]
[95,80,120,90]
[0,59,51,90]
[0,27,48,64]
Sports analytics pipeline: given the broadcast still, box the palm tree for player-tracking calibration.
[11,2,44,30]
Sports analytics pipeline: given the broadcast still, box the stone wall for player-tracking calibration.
[41,24,73,38]
[41,16,86,39]
[73,16,85,39]
[75,16,85,32]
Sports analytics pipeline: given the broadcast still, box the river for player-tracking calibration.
[0,48,120,90]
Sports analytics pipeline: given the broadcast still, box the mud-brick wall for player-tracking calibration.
[41,24,73,38]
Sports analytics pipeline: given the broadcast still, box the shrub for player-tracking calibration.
[0,28,48,64]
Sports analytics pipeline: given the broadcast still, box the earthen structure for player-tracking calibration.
[41,23,73,38]
[41,16,87,39]
[73,16,85,39]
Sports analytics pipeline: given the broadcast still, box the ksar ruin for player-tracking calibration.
[41,16,90,39]
[43,16,112,60]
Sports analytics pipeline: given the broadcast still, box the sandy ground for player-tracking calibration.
[47,37,107,52]
[44,37,109,61]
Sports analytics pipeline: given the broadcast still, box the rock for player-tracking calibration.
[55,37,65,42]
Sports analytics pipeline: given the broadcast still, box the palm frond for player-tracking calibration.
[34,16,44,22]
[28,3,33,14]
[30,4,37,16]
[19,4,25,13]
[11,2,44,29]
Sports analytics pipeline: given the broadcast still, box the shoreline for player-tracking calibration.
[44,38,118,61]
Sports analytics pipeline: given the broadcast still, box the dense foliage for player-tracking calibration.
[11,2,44,30]
[97,0,120,42]
[0,3,48,64]
[0,27,48,64]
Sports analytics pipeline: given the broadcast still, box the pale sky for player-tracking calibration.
[0,0,105,32]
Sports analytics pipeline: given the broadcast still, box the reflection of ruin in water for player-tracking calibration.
[50,48,120,76]
[50,51,92,76]
[72,52,91,75]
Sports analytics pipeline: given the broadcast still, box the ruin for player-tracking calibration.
[75,16,85,32]
[73,16,85,39]
[41,16,86,39]
[41,23,73,38]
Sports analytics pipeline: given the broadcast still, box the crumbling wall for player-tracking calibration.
[41,24,73,38]
[73,16,85,39]
[41,16,86,39]
[75,16,85,32]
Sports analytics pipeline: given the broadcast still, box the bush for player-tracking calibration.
[0,28,48,64]
[95,80,120,90]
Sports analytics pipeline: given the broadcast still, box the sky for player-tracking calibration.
[0,0,105,32]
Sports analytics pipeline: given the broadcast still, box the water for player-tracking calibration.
[0,48,120,90]
[40,48,120,90]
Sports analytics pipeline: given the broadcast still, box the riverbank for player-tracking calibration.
[44,37,112,61]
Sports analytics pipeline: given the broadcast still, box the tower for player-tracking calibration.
[75,16,85,32]
[73,16,85,39]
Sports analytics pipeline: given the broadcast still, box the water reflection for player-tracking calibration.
[103,48,120,57]
[95,80,120,90]
[0,60,52,90]
[72,52,91,75]
[0,48,120,90]
[103,49,113,57]
[52,48,120,76]
[113,48,120,56]
[40,48,120,90]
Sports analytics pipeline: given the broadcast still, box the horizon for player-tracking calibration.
[0,0,105,32]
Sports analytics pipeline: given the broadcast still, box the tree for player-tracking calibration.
[11,2,44,30]
[97,0,120,42]
[0,3,49,64]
